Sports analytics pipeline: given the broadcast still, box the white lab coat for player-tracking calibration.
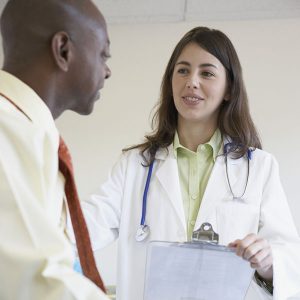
[80,145,300,300]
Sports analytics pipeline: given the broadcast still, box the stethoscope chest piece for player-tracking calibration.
[135,224,150,242]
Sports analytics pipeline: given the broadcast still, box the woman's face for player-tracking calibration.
[172,42,229,128]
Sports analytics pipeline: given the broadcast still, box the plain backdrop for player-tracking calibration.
[1,18,300,286]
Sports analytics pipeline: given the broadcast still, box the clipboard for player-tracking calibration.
[143,223,254,300]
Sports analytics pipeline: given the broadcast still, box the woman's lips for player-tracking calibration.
[182,95,204,105]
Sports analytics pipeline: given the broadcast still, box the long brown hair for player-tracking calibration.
[125,26,262,165]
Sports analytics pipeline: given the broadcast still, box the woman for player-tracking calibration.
[75,27,300,299]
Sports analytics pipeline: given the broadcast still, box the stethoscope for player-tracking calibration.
[224,142,253,201]
[135,143,254,242]
[135,160,154,242]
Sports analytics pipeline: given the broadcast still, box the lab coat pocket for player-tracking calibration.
[216,200,260,245]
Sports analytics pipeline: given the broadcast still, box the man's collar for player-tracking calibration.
[0,70,55,130]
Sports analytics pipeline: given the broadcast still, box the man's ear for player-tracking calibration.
[51,31,73,72]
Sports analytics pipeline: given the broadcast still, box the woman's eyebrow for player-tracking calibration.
[175,61,218,69]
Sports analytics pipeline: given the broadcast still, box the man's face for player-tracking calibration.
[67,20,111,115]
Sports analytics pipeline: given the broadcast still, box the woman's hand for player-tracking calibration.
[228,233,273,281]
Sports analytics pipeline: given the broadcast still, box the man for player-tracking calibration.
[0,0,111,299]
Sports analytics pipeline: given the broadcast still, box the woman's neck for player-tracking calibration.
[177,120,217,152]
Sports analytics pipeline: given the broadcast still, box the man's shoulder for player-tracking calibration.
[0,101,43,145]
[0,100,58,168]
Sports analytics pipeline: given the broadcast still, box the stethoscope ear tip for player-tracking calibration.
[247,148,253,160]
[224,143,253,160]
[223,142,232,155]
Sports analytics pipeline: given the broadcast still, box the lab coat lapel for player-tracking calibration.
[155,146,186,231]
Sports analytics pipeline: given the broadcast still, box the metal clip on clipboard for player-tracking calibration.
[191,222,219,244]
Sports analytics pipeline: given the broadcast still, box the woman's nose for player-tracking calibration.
[186,75,199,89]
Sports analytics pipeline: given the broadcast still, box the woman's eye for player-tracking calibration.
[201,71,214,77]
[177,68,189,75]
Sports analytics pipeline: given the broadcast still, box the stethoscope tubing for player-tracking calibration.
[225,153,250,200]
[140,160,154,226]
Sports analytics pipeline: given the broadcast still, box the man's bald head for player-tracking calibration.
[1,0,106,66]
[0,0,111,119]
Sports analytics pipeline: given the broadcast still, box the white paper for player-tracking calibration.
[144,241,254,300]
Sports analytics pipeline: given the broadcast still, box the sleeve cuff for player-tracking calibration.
[254,271,273,295]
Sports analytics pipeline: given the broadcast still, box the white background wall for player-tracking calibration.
[1,18,300,286]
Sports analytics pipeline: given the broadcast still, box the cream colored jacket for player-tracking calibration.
[0,70,109,300]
